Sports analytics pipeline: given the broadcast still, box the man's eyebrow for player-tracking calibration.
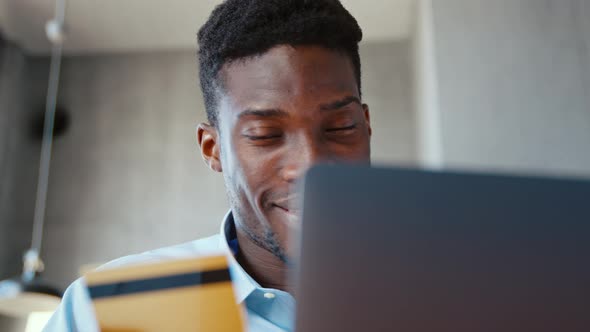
[238,108,289,119]
[237,96,361,119]
[319,96,361,112]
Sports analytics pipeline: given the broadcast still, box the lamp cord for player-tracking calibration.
[29,0,66,264]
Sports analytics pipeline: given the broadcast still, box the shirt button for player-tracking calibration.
[263,292,276,299]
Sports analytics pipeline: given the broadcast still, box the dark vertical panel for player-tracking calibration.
[0,37,48,279]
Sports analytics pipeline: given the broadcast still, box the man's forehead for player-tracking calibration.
[219,45,358,105]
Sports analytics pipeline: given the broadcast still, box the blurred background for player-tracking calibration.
[1,0,589,293]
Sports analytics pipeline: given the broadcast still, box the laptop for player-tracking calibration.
[294,165,590,332]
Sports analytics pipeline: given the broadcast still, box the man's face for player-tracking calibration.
[199,45,371,262]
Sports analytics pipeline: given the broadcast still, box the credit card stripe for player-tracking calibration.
[88,268,231,299]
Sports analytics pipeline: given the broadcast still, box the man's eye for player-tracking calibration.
[244,134,282,141]
[241,127,283,142]
[326,124,357,133]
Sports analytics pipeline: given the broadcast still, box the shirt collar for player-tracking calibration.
[219,211,259,303]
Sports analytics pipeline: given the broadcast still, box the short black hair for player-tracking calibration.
[197,0,363,126]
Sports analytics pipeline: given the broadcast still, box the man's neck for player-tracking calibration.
[235,229,291,293]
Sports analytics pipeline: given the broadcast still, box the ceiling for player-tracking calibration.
[0,0,415,55]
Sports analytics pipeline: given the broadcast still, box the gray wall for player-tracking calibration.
[42,51,227,288]
[431,0,590,176]
[0,38,48,280]
[41,41,415,288]
[361,41,416,164]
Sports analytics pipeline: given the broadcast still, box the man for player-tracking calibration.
[44,0,371,331]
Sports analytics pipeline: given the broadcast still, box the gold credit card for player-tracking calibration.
[85,255,245,332]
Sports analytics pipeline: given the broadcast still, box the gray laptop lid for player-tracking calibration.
[294,165,590,332]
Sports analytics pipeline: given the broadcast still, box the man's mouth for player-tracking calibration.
[273,203,300,216]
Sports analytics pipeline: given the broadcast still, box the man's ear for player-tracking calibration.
[362,104,372,137]
[197,123,222,173]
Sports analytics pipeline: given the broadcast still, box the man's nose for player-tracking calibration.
[281,139,323,183]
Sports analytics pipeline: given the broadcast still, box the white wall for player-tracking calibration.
[429,0,590,176]
[412,0,443,169]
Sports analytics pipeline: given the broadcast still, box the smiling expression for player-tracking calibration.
[199,45,372,262]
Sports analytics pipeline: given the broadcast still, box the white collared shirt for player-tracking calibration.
[43,212,295,332]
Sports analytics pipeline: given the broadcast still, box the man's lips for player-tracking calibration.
[272,194,298,207]
[273,203,300,215]
[271,195,301,216]
[269,197,302,229]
